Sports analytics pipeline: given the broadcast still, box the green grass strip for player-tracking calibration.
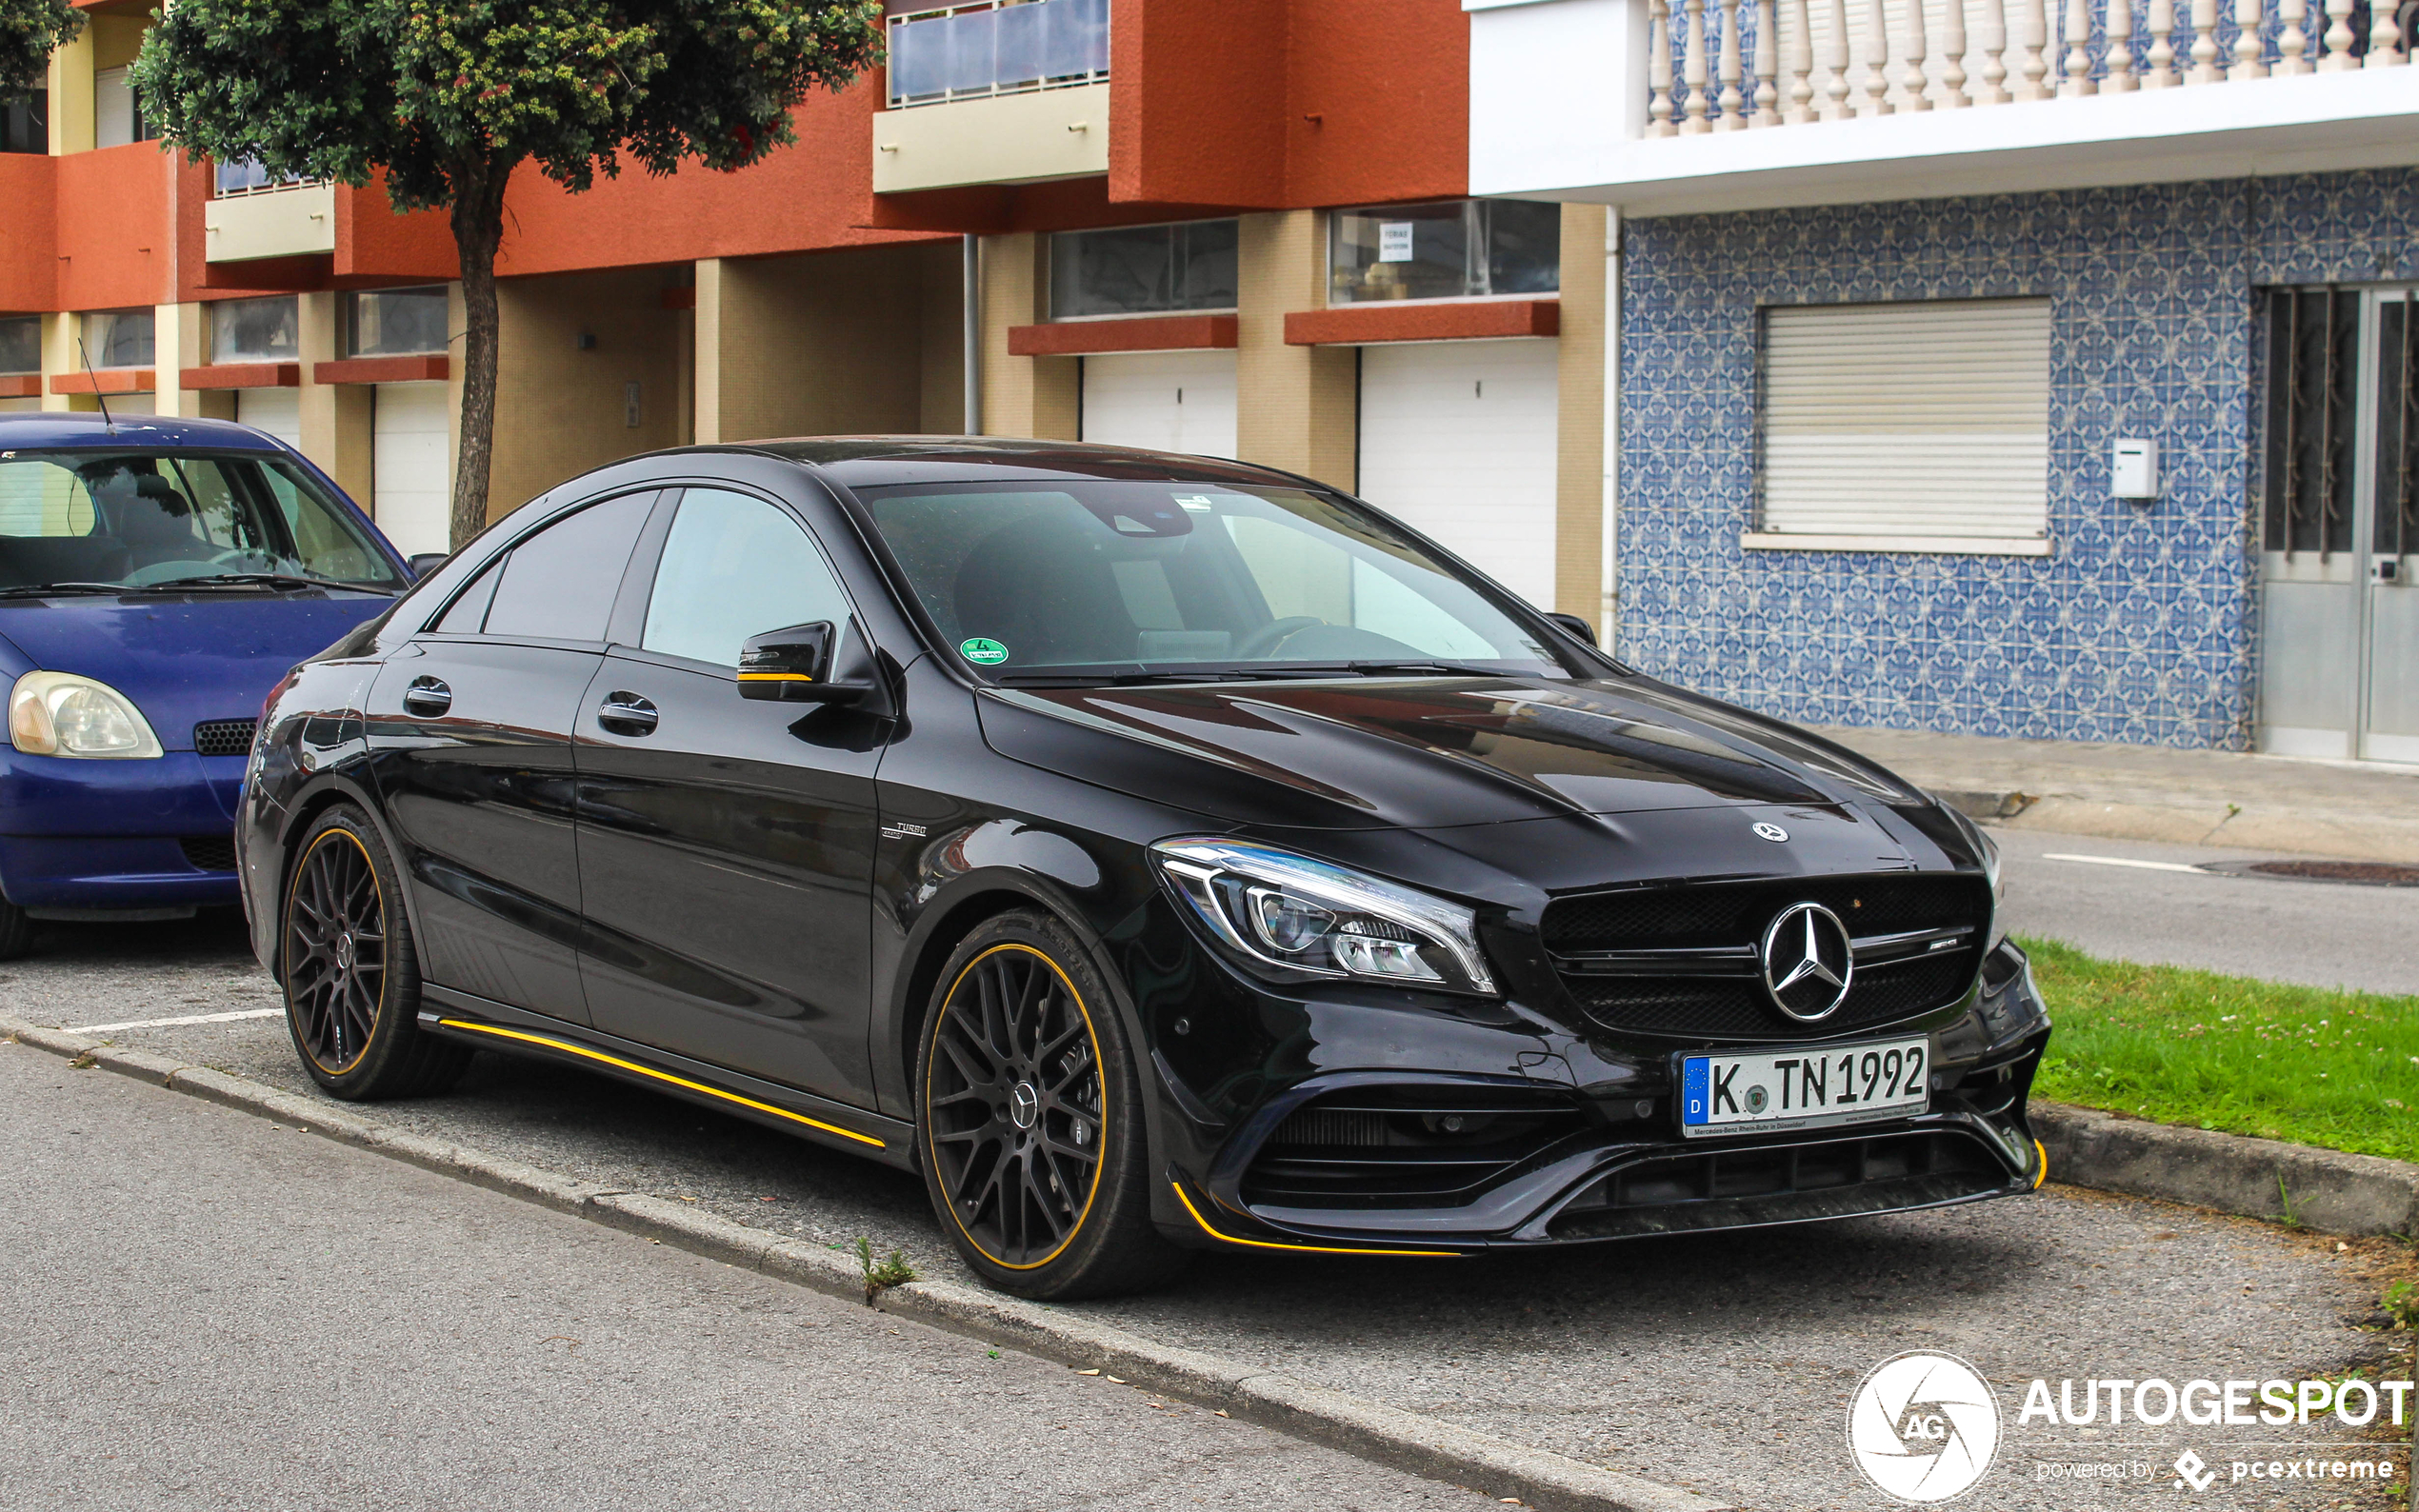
[2021,935,2419,1165]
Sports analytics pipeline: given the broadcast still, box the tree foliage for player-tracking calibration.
[131,1,884,546]
[1,0,81,104]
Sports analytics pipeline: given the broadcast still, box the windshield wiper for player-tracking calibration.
[0,583,136,599]
[1340,660,1518,677]
[138,571,394,595]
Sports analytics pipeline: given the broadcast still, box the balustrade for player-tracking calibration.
[1637,0,2407,132]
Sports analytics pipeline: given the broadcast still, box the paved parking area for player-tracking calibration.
[7,910,2412,1511]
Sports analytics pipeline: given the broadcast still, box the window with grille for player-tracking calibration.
[1752,298,2051,554]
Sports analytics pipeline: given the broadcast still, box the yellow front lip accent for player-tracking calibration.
[1170,1182,1459,1258]
[2033,1138,2049,1188]
[438,1018,884,1149]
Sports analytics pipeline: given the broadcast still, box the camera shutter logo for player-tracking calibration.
[1847,1350,2002,1503]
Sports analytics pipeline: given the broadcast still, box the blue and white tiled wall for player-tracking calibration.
[1616,169,2419,749]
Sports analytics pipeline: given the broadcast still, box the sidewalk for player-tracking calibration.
[1812,725,2419,863]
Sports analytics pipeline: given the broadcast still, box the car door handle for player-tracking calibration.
[402,676,451,717]
[597,692,658,736]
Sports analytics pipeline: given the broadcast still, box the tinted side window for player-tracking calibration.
[481,493,651,643]
[433,555,500,632]
[641,488,853,666]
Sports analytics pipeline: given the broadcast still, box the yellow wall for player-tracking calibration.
[699,245,943,446]
[1554,203,1609,631]
[975,232,1077,441]
[490,269,690,518]
[1235,209,1356,491]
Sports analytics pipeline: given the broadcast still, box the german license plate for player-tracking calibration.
[1678,1037,1929,1138]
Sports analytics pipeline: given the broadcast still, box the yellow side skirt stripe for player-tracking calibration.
[1170,1181,1459,1258]
[438,1018,885,1149]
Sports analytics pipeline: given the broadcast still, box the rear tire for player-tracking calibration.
[0,898,33,962]
[279,806,469,1100]
[916,910,1189,1300]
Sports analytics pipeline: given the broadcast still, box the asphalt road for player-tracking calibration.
[1992,829,2419,995]
[5,895,2412,1512]
[0,1040,1498,1512]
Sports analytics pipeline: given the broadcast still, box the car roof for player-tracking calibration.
[694,435,1316,492]
[0,411,287,451]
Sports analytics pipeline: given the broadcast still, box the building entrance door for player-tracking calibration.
[2257,287,2419,763]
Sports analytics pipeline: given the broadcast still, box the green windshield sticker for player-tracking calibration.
[959,637,1010,665]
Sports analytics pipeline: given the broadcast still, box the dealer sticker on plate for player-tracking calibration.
[1679,1036,1929,1138]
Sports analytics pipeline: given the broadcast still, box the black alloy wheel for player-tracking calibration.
[917,911,1186,1299]
[279,806,469,1099]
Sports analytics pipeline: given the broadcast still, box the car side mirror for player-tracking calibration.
[1544,611,1598,647]
[408,552,450,580]
[738,620,892,715]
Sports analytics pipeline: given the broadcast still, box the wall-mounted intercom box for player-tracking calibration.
[2112,438,2159,501]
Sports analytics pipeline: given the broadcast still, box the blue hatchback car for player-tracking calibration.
[0,411,413,956]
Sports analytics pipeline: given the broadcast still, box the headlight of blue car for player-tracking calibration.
[9,671,165,758]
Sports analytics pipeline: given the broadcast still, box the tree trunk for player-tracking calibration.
[446,161,511,550]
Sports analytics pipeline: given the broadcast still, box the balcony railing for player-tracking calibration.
[1644,0,2413,131]
[214,157,317,197]
[886,0,1109,109]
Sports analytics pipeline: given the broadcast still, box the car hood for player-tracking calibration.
[0,593,392,751]
[976,674,1925,831]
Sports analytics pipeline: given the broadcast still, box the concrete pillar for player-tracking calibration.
[155,304,228,420]
[1555,204,1609,633]
[46,30,93,156]
[692,258,727,446]
[975,233,1077,440]
[298,291,372,504]
[1235,209,1356,491]
[919,240,966,434]
[38,313,76,411]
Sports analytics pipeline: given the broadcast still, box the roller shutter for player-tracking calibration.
[1080,350,1237,459]
[1356,337,1559,609]
[372,382,450,556]
[1759,299,2050,547]
[236,388,302,448]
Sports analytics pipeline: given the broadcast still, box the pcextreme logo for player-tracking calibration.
[1847,1350,2004,1503]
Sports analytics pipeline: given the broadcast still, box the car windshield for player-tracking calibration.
[855,481,1567,680]
[0,449,403,592]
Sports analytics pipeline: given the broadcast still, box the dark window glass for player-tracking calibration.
[86,308,154,369]
[0,92,45,155]
[210,296,299,363]
[2262,288,2360,556]
[346,288,450,357]
[434,558,501,632]
[480,493,651,643]
[0,316,35,375]
[641,489,853,666]
[2379,297,2417,561]
[1329,200,1561,304]
[1050,219,1238,319]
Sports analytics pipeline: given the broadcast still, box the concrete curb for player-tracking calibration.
[2034,1101,2419,1237]
[0,1014,1728,1512]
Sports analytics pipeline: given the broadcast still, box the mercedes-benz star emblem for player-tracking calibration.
[1009,1081,1040,1130]
[1752,822,1789,843]
[1760,902,1854,1020]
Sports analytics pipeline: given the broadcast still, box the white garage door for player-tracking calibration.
[1356,338,1559,610]
[1080,350,1237,460]
[236,388,303,448]
[373,382,450,556]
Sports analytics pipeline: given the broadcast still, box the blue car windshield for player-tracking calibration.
[856,480,1567,680]
[0,449,403,591]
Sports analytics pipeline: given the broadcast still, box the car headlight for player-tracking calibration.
[9,671,165,759]
[1150,838,1497,996]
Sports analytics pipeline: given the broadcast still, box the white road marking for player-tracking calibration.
[66,1007,284,1034]
[2039,852,2212,875]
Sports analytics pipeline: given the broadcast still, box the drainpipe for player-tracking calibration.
[962,232,982,437]
[1603,209,1623,654]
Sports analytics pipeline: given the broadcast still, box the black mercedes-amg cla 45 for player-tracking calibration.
[238,439,2049,1299]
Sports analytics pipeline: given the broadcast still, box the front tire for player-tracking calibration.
[916,910,1187,1300]
[0,897,33,962]
[279,806,469,1100]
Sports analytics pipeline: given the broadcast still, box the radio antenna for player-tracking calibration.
[75,338,116,434]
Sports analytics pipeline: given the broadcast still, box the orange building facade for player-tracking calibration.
[1,0,1607,627]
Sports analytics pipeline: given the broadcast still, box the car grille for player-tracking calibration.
[1547,1127,2009,1240]
[1241,1086,1586,1210]
[1541,874,1989,1041]
[192,719,257,757]
[179,835,238,872]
